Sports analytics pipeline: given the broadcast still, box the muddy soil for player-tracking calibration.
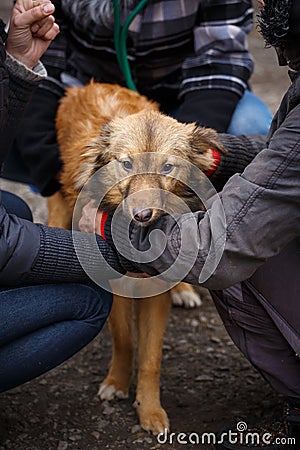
[0,2,291,449]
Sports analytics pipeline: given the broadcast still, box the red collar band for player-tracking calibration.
[100,211,108,239]
[204,148,221,177]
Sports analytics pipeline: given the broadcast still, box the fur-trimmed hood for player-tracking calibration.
[258,0,300,70]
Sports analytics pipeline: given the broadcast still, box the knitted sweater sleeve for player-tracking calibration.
[0,202,125,287]
[23,224,126,285]
[211,133,267,191]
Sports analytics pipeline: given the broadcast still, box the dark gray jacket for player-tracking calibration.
[117,70,300,289]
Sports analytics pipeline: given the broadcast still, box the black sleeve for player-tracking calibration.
[13,85,64,196]
[0,22,9,134]
[0,21,42,167]
[0,198,125,286]
[176,90,240,132]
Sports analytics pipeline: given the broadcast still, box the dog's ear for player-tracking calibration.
[90,120,115,169]
[188,125,226,172]
[190,125,226,155]
[74,120,114,191]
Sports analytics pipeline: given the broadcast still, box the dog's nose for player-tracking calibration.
[133,208,153,223]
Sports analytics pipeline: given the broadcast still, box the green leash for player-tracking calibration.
[113,0,149,91]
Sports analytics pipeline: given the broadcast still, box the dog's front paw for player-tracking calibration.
[171,284,202,309]
[98,380,129,401]
[134,400,170,435]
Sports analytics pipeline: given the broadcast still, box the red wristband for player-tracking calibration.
[204,148,221,177]
[99,212,108,240]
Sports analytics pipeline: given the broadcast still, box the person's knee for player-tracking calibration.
[75,284,113,330]
[1,190,33,221]
[227,90,273,135]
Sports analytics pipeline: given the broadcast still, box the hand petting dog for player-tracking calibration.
[79,200,101,234]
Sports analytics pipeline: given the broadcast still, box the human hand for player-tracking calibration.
[6,0,59,69]
[79,200,103,235]
[79,202,151,278]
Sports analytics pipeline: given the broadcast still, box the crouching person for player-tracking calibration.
[93,1,300,448]
[0,1,127,392]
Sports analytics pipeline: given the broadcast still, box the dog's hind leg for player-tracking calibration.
[98,295,134,400]
[134,293,171,434]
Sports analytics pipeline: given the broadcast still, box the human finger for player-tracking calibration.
[16,0,53,12]
[78,202,99,233]
[31,15,54,37]
[30,13,51,32]
[37,21,59,41]
[13,2,55,28]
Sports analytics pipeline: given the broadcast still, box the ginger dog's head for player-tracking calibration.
[77,110,225,225]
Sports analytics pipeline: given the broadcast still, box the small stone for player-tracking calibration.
[69,435,80,442]
[206,346,214,353]
[195,374,214,382]
[103,405,115,415]
[91,431,100,440]
[131,424,142,434]
[219,365,229,371]
[97,418,110,430]
[57,441,68,450]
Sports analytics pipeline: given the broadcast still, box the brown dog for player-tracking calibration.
[48,81,225,434]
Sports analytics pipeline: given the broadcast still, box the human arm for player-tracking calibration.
[0,32,126,287]
[0,1,59,160]
[0,195,126,286]
[0,3,126,287]
[0,48,47,163]
[6,0,59,69]
[212,133,266,191]
[11,84,64,195]
[3,0,65,195]
[177,0,254,131]
[102,104,300,289]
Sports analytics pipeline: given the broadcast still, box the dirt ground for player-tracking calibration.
[0,2,292,450]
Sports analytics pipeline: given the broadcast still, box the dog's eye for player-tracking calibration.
[121,160,133,171]
[160,163,174,174]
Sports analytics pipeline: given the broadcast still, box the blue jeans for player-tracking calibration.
[227,89,272,136]
[0,192,112,392]
[0,283,112,392]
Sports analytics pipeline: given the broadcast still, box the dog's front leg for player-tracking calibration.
[47,191,73,229]
[98,295,134,400]
[134,292,171,434]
